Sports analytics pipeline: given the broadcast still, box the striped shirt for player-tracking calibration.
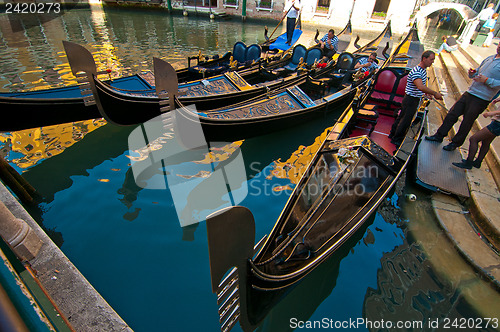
[320,34,338,53]
[405,65,427,98]
[357,57,379,72]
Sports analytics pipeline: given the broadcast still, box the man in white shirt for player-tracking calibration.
[476,3,495,32]
[478,3,495,22]
[284,0,301,45]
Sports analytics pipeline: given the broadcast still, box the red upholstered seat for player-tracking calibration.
[366,69,410,116]
[371,70,397,100]
[370,91,391,102]
[393,75,408,105]
[396,75,408,96]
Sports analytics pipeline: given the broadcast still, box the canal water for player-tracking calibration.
[1,6,499,331]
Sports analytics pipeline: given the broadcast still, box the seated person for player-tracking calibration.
[436,35,458,54]
[315,29,338,59]
[354,52,379,74]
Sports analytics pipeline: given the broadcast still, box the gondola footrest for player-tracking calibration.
[356,105,379,136]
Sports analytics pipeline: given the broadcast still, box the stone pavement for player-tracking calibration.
[426,38,500,288]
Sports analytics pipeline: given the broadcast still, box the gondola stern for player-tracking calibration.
[206,206,257,332]
[62,41,101,109]
[385,20,392,38]
[153,57,179,111]
[62,41,97,77]
[264,26,270,42]
[353,35,361,49]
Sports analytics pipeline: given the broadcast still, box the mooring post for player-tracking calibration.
[242,0,247,21]
[0,201,43,262]
[0,157,35,204]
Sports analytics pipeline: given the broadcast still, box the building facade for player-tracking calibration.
[167,0,421,33]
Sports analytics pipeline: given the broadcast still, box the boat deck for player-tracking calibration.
[415,139,470,197]
[350,113,396,155]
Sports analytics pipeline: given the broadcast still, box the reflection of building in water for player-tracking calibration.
[268,126,332,187]
[0,7,133,91]
[0,119,106,169]
[363,240,492,329]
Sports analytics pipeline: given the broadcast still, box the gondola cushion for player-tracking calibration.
[233,42,248,63]
[357,104,379,120]
[246,44,262,63]
[285,45,308,70]
[305,47,323,66]
[393,75,408,105]
[356,104,379,135]
[368,69,409,116]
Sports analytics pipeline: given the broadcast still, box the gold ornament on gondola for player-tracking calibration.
[352,70,366,81]
[296,57,306,71]
[229,56,238,70]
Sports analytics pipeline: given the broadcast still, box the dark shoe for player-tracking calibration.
[452,159,473,169]
[443,142,458,151]
[425,134,443,143]
[472,159,482,168]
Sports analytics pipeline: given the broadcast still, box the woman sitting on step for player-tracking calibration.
[436,35,458,54]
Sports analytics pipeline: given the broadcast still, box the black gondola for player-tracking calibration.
[69,20,361,126]
[84,22,391,135]
[204,24,423,332]
[0,39,277,132]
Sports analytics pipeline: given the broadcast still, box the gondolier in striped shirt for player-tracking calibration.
[354,52,380,74]
[317,29,338,59]
[389,50,443,146]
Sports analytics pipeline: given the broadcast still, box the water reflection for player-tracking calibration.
[0,5,270,92]
[364,186,500,331]
[268,126,333,187]
[0,119,106,170]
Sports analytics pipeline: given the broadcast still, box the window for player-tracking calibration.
[256,0,273,11]
[371,0,391,19]
[316,0,330,14]
[223,0,238,8]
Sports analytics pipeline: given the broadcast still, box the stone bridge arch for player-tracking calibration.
[414,2,479,46]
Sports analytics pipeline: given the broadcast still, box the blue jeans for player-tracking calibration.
[437,42,458,54]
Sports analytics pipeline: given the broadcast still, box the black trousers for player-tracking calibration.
[436,92,490,146]
[390,95,421,142]
[286,17,295,44]
[322,48,335,58]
